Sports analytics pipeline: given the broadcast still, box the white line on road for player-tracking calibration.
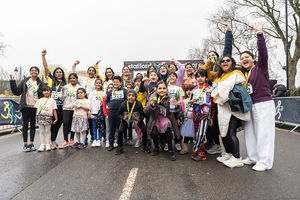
[119,168,138,200]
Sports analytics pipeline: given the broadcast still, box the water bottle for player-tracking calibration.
[170,97,175,112]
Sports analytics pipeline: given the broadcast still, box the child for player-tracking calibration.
[139,71,158,100]
[115,89,148,155]
[59,73,80,149]
[106,76,127,151]
[144,81,180,161]
[103,83,114,148]
[71,88,90,149]
[167,72,185,151]
[89,78,105,147]
[134,77,146,108]
[178,84,195,155]
[35,86,58,151]
[190,70,213,161]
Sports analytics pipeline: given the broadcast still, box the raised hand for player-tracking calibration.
[253,22,263,33]
[74,61,80,66]
[9,74,15,80]
[149,97,155,106]
[170,58,177,64]
[96,60,101,65]
[220,22,231,31]
[41,50,47,56]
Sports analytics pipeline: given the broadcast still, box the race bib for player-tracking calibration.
[168,87,177,97]
[194,90,207,104]
[112,90,124,100]
[158,105,167,117]
[247,83,253,94]
[51,91,61,99]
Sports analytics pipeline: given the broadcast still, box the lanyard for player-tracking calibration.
[245,65,254,86]
[69,84,76,98]
[38,97,50,115]
[157,96,166,104]
[55,81,62,92]
[127,101,136,120]
[30,78,38,94]
[75,98,85,105]
[112,87,117,95]
[96,91,103,101]
[85,78,94,89]
[184,99,189,120]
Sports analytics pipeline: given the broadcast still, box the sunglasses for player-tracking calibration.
[221,59,231,63]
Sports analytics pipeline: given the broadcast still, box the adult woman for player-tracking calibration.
[240,23,275,171]
[205,55,250,168]
[182,63,195,91]
[103,67,115,93]
[10,67,46,152]
[169,58,186,87]
[121,66,133,88]
[42,50,67,149]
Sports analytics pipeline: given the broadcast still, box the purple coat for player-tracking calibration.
[175,61,185,87]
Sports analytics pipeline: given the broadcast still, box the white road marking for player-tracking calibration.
[119,168,138,200]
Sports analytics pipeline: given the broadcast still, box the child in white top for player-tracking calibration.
[71,88,90,149]
[35,86,58,152]
[88,78,106,147]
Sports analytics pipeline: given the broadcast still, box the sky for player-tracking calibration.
[0,0,298,86]
[0,0,224,75]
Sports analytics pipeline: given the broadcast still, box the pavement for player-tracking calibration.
[0,128,300,200]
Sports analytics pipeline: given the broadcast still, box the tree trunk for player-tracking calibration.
[288,59,298,89]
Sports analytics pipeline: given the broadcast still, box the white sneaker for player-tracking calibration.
[207,145,222,154]
[216,153,232,163]
[164,144,168,152]
[252,164,267,172]
[242,157,256,165]
[45,144,51,151]
[175,143,182,151]
[223,156,244,168]
[105,141,110,148]
[134,139,141,148]
[38,144,45,152]
[96,140,101,147]
[113,140,118,148]
[91,140,97,148]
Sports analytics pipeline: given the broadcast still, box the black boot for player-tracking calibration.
[152,148,159,156]
[115,147,123,155]
[107,145,114,151]
[169,151,176,161]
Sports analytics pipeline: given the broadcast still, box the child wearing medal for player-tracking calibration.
[178,84,195,155]
[34,86,58,152]
[190,70,213,161]
[88,78,105,147]
[144,81,180,161]
[115,89,148,155]
[71,88,90,149]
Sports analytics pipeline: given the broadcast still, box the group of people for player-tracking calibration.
[10,22,275,171]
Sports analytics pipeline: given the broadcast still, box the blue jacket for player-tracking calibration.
[106,87,127,110]
[229,83,253,114]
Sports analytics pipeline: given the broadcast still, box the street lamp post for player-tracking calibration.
[14,66,22,80]
[285,0,289,91]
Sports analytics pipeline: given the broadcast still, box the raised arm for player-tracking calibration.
[254,22,268,70]
[9,75,23,96]
[221,22,233,57]
[94,60,104,80]
[72,60,80,73]
[202,61,217,81]
[41,50,50,77]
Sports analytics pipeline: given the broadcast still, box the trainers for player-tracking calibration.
[107,145,114,151]
[38,144,45,152]
[78,143,86,149]
[191,152,207,161]
[59,141,69,149]
[223,156,244,168]
[242,157,256,165]
[96,140,101,147]
[69,140,75,147]
[23,144,31,152]
[216,153,232,163]
[134,139,141,148]
[105,141,110,148]
[113,141,118,148]
[207,144,222,155]
[163,144,168,152]
[45,144,51,151]
[51,141,58,150]
[29,144,36,151]
[115,148,124,155]
[152,148,159,156]
[72,142,80,148]
[175,143,182,151]
[91,140,97,148]
[252,164,267,172]
[168,151,176,161]
[127,140,133,146]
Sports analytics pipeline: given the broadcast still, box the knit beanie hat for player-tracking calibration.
[127,89,137,98]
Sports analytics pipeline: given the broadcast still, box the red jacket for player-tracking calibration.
[102,96,109,117]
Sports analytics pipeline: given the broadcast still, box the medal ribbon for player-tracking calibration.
[38,97,50,115]
[127,101,136,120]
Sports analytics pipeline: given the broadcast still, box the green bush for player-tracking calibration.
[289,87,300,96]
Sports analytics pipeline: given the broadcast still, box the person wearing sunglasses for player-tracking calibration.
[239,22,275,172]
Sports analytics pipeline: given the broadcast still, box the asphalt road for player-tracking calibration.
[0,128,299,200]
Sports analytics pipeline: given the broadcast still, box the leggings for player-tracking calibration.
[88,119,94,141]
[51,105,63,142]
[222,115,241,158]
[118,120,147,148]
[183,136,193,144]
[21,107,36,143]
[92,114,102,140]
[63,110,75,142]
[39,124,51,145]
[151,127,173,152]
[193,118,208,154]
[75,131,87,143]
[108,109,121,145]
[206,104,220,145]
[105,117,110,142]
[124,122,133,140]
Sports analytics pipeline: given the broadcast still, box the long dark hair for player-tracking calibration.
[146,65,157,78]
[95,78,103,91]
[216,55,240,78]
[105,67,115,82]
[53,67,66,85]
[68,73,79,84]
